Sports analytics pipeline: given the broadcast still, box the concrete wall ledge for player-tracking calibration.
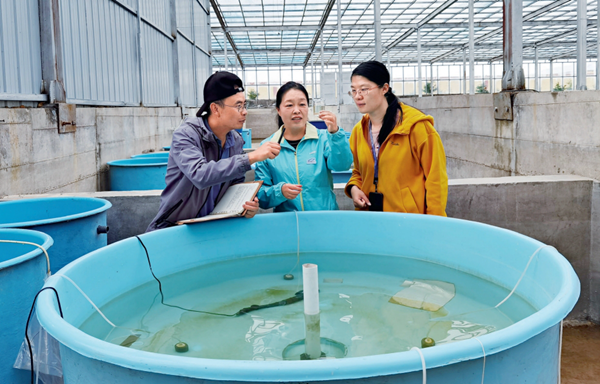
[449,174,595,185]
[2,174,598,323]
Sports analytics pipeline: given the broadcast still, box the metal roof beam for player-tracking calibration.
[523,0,572,21]
[209,0,244,68]
[431,0,577,63]
[535,19,597,46]
[303,0,336,67]
[212,40,598,56]
[214,19,592,33]
[384,0,458,53]
[551,42,597,60]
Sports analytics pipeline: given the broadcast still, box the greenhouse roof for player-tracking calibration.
[210,0,599,68]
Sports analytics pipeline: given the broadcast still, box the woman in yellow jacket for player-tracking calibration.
[345,61,448,216]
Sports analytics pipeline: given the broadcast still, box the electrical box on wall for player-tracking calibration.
[493,92,513,121]
[58,103,76,133]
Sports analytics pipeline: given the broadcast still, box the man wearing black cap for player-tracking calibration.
[146,71,281,231]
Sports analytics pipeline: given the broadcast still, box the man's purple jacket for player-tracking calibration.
[146,117,251,232]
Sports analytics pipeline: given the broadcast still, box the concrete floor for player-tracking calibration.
[562,324,600,383]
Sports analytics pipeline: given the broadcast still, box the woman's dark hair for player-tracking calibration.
[351,61,402,146]
[275,81,310,128]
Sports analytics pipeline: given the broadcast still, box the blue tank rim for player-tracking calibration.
[130,152,169,159]
[0,228,53,270]
[35,212,581,382]
[0,197,112,229]
[108,158,168,166]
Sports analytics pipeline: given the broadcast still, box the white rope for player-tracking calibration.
[287,211,300,275]
[410,347,427,384]
[0,239,51,275]
[474,337,486,384]
[495,245,554,308]
[295,210,299,261]
[57,274,117,328]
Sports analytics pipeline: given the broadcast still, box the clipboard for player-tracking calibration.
[176,180,263,225]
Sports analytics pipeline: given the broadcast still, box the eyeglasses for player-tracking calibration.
[223,102,248,113]
[348,86,379,98]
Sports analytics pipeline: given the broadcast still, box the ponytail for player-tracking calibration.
[378,90,402,146]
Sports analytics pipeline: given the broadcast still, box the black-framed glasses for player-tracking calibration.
[348,86,379,98]
[223,102,248,113]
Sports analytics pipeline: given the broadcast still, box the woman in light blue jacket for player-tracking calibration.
[255,82,353,212]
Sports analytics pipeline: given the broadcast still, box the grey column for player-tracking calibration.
[223,31,228,71]
[598,0,600,90]
[374,0,382,61]
[469,0,474,94]
[39,0,66,103]
[136,0,144,104]
[402,65,405,95]
[267,66,270,100]
[534,46,539,91]
[321,32,325,77]
[387,50,392,89]
[255,68,259,99]
[463,49,467,94]
[417,28,422,97]
[311,58,316,101]
[430,63,434,96]
[337,0,343,106]
[550,59,554,90]
[489,61,493,93]
[303,65,306,86]
[502,0,525,90]
[320,33,324,99]
[186,0,194,105]
[577,0,587,90]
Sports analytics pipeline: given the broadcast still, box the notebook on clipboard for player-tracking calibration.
[176,181,263,225]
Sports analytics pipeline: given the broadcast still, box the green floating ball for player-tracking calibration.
[421,337,435,348]
[283,274,294,280]
[175,342,189,353]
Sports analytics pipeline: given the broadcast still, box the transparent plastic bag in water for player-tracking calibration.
[389,279,456,312]
[13,312,63,384]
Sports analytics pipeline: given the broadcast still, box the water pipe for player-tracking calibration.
[303,263,321,359]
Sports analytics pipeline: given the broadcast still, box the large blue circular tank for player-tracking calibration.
[108,158,168,191]
[0,229,53,384]
[36,212,580,383]
[0,197,111,272]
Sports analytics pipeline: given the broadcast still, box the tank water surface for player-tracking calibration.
[79,253,532,361]
[36,212,579,383]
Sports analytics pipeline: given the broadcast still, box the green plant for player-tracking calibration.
[476,84,489,94]
[423,82,437,95]
[247,89,259,100]
[553,80,572,92]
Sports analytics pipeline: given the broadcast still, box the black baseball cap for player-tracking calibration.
[196,71,245,117]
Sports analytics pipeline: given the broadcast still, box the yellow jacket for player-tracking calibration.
[345,103,448,216]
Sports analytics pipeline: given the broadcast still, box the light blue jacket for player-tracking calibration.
[255,123,353,212]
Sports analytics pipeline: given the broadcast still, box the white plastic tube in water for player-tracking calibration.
[303,263,321,359]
